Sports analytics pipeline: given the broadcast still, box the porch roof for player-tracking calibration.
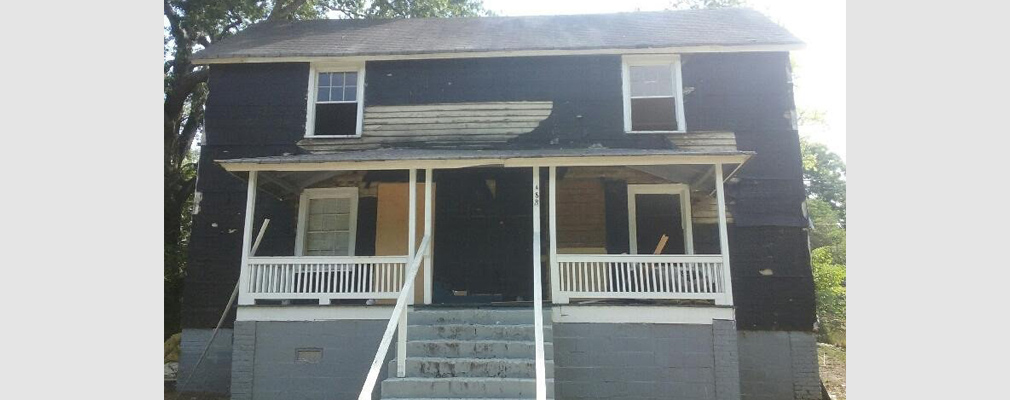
[216,148,754,172]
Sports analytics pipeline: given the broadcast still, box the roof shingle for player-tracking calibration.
[192,8,801,62]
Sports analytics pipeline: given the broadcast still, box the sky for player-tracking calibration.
[481,0,847,159]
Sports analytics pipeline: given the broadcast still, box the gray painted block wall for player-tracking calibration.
[552,322,741,400]
[230,320,393,400]
[737,331,821,400]
[178,328,234,394]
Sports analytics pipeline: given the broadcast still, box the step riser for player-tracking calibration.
[410,309,552,326]
[408,341,553,360]
[389,359,555,379]
[409,325,553,341]
[381,379,554,398]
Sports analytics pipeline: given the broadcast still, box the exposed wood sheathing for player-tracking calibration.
[375,182,432,304]
[301,102,554,151]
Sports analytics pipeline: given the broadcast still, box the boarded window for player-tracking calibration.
[627,62,680,131]
[313,71,360,136]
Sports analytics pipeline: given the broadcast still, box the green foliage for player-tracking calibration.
[668,0,747,10]
[800,137,846,226]
[811,243,846,346]
[801,138,846,346]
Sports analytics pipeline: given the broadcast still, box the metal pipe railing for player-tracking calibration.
[357,234,431,400]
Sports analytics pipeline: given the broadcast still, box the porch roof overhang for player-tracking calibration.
[216,148,755,172]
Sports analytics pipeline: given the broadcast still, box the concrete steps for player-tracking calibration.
[381,377,555,398]
[379,307,554,400]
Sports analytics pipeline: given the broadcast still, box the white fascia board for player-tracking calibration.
[193,44,805,65]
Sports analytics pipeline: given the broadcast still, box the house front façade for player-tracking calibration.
[179,8,821,400]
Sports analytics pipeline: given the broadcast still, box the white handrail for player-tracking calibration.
[358,234,431,400]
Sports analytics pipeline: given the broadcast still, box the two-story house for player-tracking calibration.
[178,8,820,400]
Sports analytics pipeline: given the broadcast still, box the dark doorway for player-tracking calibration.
[433,168,533,304]
[633,193,686,254]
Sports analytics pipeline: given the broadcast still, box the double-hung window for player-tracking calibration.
[622,55,686,133]
[306,63,365,137]
[295,188,359,256]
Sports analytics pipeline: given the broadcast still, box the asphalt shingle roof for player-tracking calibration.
[192,8,801,62]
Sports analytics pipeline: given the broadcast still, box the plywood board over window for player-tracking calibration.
[555,179,607,254]
[375,182,434,304]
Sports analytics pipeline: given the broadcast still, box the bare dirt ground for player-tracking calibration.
[818,343,846,400]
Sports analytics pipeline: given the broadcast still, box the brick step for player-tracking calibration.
[388,357,554,379]
[409,309,552,326]
[408,340,553,360]
[380,377,554,398]
[408,324,553,341]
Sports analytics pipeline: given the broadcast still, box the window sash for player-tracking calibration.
[295,188,358,256]
[306,64,365,138]
[622,55,686,133]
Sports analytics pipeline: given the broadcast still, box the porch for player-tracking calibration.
[220,148,747,308]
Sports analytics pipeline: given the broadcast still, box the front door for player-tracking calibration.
[433,168,533,304]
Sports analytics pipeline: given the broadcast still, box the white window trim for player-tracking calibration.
[295,187,359,256]
[627,183,694,255]
[305,62,366,138]
[621,54,687,134]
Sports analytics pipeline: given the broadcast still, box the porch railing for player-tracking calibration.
[555,254,730,303]
[244,256,409,303]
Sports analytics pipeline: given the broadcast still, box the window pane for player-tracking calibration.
[631,97,678,131]
[306,232,337,252]
[314,103,359,136]
[307,214,339,232]
[345,72,357,86]
[333,232,351,255]
[317,87,330,102]
[309,198,339,214]
[630,64,674,97]
[318,72,331,87]
[343,86,357,102]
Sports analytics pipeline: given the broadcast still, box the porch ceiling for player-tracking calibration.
[216,148,754,173]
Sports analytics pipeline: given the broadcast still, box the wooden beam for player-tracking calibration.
[548,166,565,304]
[714,164,734,306]
[237,171,258,306]
[531,167,547,400]
[423,168,433,305]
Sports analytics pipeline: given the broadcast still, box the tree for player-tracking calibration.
[668,0,746,10]
[164,0,489,338]
[800,137,846,226]
[800,138,846,346]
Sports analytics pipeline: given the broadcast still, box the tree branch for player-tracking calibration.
[268,0,310,21]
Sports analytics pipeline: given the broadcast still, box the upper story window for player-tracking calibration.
[622,55,686,133]
[306,63,365,138]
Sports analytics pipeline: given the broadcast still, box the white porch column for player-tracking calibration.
[531,168,547,400]
[407,169,417,305]
[237,171,258,306]
[398,168,416,378]
[714,164,734,306]
[548,166,566,304]
[423,168,433,305]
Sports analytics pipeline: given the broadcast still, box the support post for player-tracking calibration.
[714,164,734,306]
[399,168,416,377]
[532,168,547,400]
[237,171,258,306]
[548,166,565,304]
[423,168,433,305]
